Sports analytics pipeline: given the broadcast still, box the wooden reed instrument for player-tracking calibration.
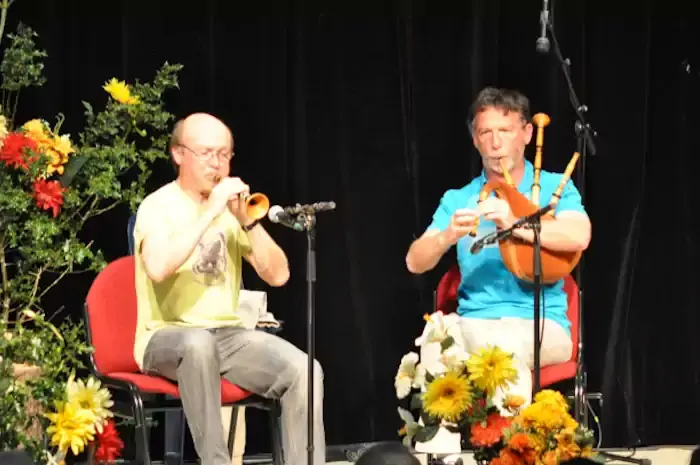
[214,176,270,220]
[468,112,582,284]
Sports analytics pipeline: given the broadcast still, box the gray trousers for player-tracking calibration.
[142,326,326,465]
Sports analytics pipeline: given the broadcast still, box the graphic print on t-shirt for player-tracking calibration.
[192,231,227,286]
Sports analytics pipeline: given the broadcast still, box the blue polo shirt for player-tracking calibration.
[426,160,587,334]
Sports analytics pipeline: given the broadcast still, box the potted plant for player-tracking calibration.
[396,311,601,465]
[0,3,183,463]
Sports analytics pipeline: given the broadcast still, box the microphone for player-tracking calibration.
[536,0,550,53]
[268,205,305,231]
[281,201,337,216]
[470,230,498,255]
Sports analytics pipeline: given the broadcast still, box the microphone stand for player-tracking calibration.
[546,9,597,431]
[269,201,336,465]
[546,12,650,465]
[296,211,318,465]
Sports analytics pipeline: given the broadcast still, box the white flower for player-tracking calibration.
[414,311,462,347]
[397,407,420,446]
[395,352,419,399]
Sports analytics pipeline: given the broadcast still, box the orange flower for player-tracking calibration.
[507,432,530,451]
[541,451,558,465]
[0,132,38,170]
[504,395,526,410]
[497,449,524,465]
[470,413,511,447]
[505,433,537,465]
[32,179,66,217]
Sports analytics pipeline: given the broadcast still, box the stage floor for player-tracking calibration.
[326,446,695,465]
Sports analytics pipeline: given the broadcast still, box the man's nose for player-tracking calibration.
[491,133,502,149]
[208,155,224,169]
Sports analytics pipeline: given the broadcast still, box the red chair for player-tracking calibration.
[433,264,598,418]
[83,255,284,465]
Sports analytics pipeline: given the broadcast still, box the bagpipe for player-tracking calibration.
[469,112,582,284]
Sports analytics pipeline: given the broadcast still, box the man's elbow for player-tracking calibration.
[574,223,592,251]
[268,268,290,287]
[406,252,424,275]
[266,258,290,287]
[141,253,171,283]
[144,263,169,284]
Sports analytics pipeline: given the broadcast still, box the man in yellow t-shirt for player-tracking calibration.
[133,113,325,465]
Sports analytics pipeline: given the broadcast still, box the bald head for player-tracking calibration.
[179,112,233,148]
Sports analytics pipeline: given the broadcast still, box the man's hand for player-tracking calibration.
[478,197,517,230]
[444,208,479,245]
[206,177,249,219]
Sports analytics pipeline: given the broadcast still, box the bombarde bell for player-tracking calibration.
[241,192,270,220]
[469,112,582,284]
[214,175,270,221]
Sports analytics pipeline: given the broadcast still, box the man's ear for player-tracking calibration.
[523,122,534,144]
[171,147,183,166]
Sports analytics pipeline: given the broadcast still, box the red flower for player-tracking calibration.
[32,179,66,217]
[0,132,38,170]
[93,420,124,465]
[470,413,512,447]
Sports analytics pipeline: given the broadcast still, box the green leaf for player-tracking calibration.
[414,424,439,443]
[440,335,455,352]
[59,155,88,187]
[444,422,462,433]
[410,393,422,411]
[420,409,438,426]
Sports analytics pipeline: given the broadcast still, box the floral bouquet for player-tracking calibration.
[491,390,600,465]
[44,375,123,465]
[395,311,600,465]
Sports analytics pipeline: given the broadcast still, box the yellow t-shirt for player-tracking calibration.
[132,181,252,369]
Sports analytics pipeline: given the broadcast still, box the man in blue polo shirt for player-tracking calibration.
[405,87,591,408]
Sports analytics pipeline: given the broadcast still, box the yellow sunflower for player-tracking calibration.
[45,400,96,455]
[421,371,472,423]
[466,345,518,394]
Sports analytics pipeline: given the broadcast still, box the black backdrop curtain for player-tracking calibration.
[10,0,700,456]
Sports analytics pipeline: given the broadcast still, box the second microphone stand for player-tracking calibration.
[295,211,318,465]
[541,9,648,464]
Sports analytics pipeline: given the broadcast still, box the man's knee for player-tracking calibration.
[287,355,324,387]
[180,329,219,366]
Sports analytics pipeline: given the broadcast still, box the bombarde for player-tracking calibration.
[468,112,582,284]
[214,175,270,220]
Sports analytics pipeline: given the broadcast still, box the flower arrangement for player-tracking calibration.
[0,3,182,463]
[395,311,600,465]
[44,375,123,465]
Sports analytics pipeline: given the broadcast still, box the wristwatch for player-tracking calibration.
[242,219,260,232]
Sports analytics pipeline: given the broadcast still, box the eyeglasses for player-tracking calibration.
[178,144,234,162]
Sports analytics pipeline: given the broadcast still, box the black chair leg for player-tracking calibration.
[268,400,285,465]
[179,409,186,465]
[227,406,241,456]
[164,404,184,465]
[131,397,152,465]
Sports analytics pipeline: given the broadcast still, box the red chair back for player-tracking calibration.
[85,255,140,374]
[434,264,579,361]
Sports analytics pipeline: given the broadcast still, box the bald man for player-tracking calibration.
[132,113,325,465]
